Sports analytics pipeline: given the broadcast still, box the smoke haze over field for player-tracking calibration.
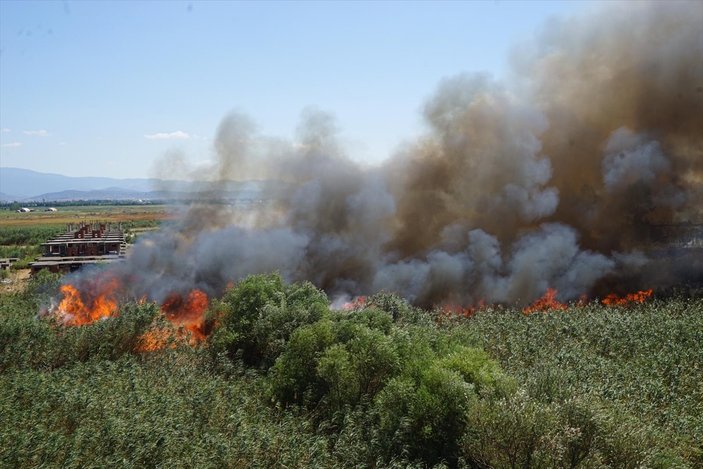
[67,1,703,307]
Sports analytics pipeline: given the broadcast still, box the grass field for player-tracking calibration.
[0,205,173,228]
[0,271,701,468]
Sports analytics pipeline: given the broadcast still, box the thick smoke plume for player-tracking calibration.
[67,1,703,307]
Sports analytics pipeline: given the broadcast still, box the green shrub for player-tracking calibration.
[343,306,394,334]
[268,319,336,406]
[339,323,399,398]
[268,314,402,420]
[374,364,476,466]
[366,291,433,326]
[438,346,512,396]
[210,274,329,367]
[317,344,359,412]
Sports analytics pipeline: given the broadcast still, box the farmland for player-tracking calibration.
[0,204,172,228]
[0,204,169,273]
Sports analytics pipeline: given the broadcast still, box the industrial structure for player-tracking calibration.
[0,258,19,271]
[29,222,127,274]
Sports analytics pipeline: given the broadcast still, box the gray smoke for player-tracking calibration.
[62,1,702,308]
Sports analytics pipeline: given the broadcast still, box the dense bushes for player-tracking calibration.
[0,354,334,468]
[262,290,516,466]
[374,352,496,465]
[209,274,329,367]
[1,273,701,467]
[0,276,157,372]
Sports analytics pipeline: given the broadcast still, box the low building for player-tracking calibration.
[30,222,127,274]
[0,258,19,270]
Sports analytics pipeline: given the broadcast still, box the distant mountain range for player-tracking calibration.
[0,167,268,202]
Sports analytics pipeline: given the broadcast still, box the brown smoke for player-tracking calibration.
[65,1,703,308]
[528,1,703,249]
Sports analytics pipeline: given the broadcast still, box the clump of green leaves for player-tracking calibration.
[208,273,329,367]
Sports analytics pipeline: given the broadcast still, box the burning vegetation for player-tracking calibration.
[45,1,702,332]
[54,276,120,326]
[15,272,702,467]
[6,2,703,467]
[48,279,212,351]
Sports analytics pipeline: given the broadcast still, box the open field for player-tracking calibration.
[0,272,701,468]
[0,205,173,228]
[0,204,172,268]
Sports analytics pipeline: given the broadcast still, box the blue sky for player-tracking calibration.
[0,1,598,179]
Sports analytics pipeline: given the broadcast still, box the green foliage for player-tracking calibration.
[26,270,62,303]
[265,294,510,466]
[210,274,329,367]
[372,344,508,466]
[438,346,512,396]
[317,344,359,412]
[1,272,701,467]
[462,298,703,466]
[0,226,63,246]
[268,319,336,406]
[269,318,403,414]
[0,225,56,268]
[461,392,670,468]
[0,353,334,468]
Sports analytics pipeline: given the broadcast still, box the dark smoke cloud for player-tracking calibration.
[64,1,702,307]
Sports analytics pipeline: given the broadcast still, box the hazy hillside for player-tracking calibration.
[0,167,161,198]
[0,192,18,202]
[0,167,270,201]
[23,187,153,202]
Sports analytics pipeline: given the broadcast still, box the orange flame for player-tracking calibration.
[159,289,209,342]
[342,296,367,310]
[439,300,486,319]
[523,288,566,314]
[602,289,653,306]
[135,289,210,353]
[135,326,178,353]
[51,275,212,352]
[55,277,120,325]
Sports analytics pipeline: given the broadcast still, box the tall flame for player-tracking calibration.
[341,296,367,311]
[51,276,211,352]
[160,289,209,341]
[55,277,120,325]
[136,289,211,352]
[523,288,566,314]
[602,289,653,306]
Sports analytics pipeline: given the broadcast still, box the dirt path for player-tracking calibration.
[0,268,31,294]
